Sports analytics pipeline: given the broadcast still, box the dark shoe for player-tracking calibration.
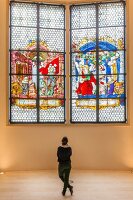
[69,186,73,195]
[62,190,66,196]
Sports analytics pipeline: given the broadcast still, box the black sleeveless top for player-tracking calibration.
[57,146,72,164]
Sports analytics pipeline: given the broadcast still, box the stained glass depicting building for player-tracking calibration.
[9,2,65,123]
[70,2,126,123]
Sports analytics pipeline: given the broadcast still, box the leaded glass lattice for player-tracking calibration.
[10,2,65,123]
[70,2,126,123]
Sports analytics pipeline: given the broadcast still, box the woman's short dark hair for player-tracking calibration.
[62,137,68,145]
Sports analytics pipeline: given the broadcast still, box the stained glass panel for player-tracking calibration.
[71,99,96,122]
[11,3,37,27]
[11,51,37,74]
[39,5,64,29]
[11,75,37,98]
[39,99,65,122]
[99,75,125,98]
[11,27,37,50]
[10,2,65,123]
[39,76,64,99]
[99,51,124,75]
[72,75,97,99]
[11,99,37,122]
[71,5,96,29]
[70,2,126,123]
[72,52,96,75]
[99,27,124,50]
[99,3,124,27]
[40,29,64,52]
[39,52,64,75]
[99,99,125,122]
[71,29,96,52]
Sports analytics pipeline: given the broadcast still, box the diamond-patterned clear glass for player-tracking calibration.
[71,5,96,29]
[99,3,124,27]
[40,5,64,29]
[11,3,37,27]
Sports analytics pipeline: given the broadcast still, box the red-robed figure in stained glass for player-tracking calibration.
[76,72,96,96]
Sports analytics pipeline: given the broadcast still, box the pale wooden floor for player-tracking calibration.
[0,170,133,200]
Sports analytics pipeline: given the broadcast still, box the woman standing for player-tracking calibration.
[57,137,73,196]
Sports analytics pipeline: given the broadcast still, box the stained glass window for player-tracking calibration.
[70,2,126,123]
[9,2,65,123]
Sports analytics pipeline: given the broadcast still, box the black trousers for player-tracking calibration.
[58,163,71,192]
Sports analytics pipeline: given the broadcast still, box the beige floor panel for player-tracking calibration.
[0,170,133,200]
